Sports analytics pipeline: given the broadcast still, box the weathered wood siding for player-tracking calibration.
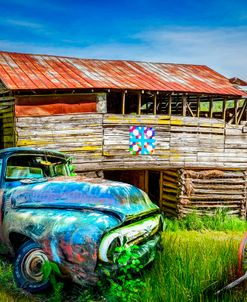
[102,114,247,169]
[14,113,247,171]
[161,169,180,217]
[161,169,247,218]
[15,114,103,171]
[0,95,15,148]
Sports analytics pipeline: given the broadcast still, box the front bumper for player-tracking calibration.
[96,233,161,276]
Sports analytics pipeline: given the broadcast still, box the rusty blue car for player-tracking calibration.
[0,147,163,292]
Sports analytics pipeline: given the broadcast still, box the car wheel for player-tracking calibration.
[13,240,50,293]
[238,232,247,276]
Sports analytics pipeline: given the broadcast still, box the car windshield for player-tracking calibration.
[5,154,69,180]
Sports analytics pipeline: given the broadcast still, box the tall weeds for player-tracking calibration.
[142,231,244,302]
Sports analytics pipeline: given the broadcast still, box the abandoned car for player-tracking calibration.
[0,147,163,292]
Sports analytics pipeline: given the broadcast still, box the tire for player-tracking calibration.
[238,232,247,276]
[13,240,50,293]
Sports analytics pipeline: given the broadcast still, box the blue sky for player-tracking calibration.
[0,0,246,79]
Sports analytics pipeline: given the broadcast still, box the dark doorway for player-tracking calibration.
[104,170,146,192]
[148,171,160,204]
[104,170,161,205]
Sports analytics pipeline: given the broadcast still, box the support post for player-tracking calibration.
[159,171,163,208]
[145,170,149,193]
[186,97,194,117]
[222,97,227,121]
[138,92,142,115]
[234,99,239,124]
[168,95,172,116]
[197,96,200,117]
[182,94,187,116]
[121,91,126,114]
[154,94,157,115]
[237,99,247,125]
[209,97,213,118]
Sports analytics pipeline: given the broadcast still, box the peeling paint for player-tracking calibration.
[0,147,162,287]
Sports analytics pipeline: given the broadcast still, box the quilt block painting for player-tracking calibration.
[129,126,156,155]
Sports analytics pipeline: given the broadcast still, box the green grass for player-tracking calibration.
[142,231,244,302]
[164,211,247,232]
[200,100,245,112]
[0,232,245,302]
[0,258,34,302]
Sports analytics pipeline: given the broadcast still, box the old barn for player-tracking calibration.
[0,51,247,217]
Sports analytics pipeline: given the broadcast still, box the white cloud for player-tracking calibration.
[0,17,57,37]
[132,26,247,79]
[0,26,246,80]
[5,19,44,29]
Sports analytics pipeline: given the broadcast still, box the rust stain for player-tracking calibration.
[0,147,162,289]
[0,51,245,97]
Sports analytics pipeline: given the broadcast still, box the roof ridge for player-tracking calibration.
[0,50,245,97]
[0,50,208,67]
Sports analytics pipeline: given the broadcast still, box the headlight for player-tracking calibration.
[99,233,123,263]
[99,214,162,263]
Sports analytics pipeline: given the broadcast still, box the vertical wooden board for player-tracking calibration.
[0,97,15,148]
[161,169,181,216]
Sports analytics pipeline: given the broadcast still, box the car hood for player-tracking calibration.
[10,177,159,222]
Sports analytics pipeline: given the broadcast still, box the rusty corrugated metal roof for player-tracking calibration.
[229,77,247,86]
[0,51,245,96]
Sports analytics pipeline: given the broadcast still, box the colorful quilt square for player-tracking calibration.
[129,126,155,155]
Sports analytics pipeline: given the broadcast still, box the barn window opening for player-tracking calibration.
[141,92,155,114]
[107,92,122,114]
[187,96,199,116]
[125,93,138,114]
[156,94,169,114]
[106,90,246,124]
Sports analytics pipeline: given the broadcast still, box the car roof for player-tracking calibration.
[0,147,68,158]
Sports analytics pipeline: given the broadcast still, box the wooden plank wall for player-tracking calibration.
[103,115,170,169]
[102,114,247,169]
[15,114,103,171]
[14,113,247,172]
[176,169,247,218]
[0,93,15,148]
[161,169,181,217]
[224,125,247,168]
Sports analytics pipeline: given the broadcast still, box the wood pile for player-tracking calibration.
[161,168,247,218]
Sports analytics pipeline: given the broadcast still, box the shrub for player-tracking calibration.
[98,245,145,302]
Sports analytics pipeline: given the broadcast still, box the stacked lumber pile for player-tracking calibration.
[161,169,247,218]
